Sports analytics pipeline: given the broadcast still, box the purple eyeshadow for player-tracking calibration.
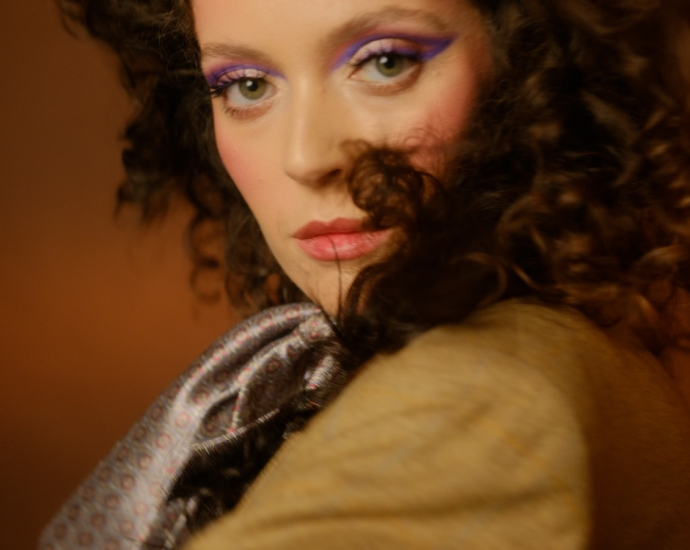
[205,64,284,87]
[331,33,456,70]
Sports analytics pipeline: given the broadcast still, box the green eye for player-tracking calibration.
[238,79,268,101]
[375,54,406,78]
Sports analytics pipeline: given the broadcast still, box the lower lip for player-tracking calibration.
[295,230,389,262]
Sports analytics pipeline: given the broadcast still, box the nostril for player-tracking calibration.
[321,168,345,187]
[282,98,352,187]
[284,155,348,188]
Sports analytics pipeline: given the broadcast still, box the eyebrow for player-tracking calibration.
[199,6,454,69]
[200,44,274,67]
[320,6,453,53]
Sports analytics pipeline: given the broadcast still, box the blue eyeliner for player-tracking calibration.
[331,33,456,70]
[205,64,284,87]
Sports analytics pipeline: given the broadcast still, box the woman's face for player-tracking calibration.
[193,0,489,313]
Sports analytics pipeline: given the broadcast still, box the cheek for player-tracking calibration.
[215,125,258,203]
[397,49,487,174]
[416,70,479,165]
[213,120,293,256]
[432,68,478,140]
[214,121,287,231]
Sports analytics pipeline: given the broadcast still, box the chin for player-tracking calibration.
[301,270,358,317]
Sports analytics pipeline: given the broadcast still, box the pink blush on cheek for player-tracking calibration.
[405,68,480,173]
[432,53,482,135]
[214,125,287,233]
[214,128,260,200]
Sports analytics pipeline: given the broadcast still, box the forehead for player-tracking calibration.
[192,0,474,50]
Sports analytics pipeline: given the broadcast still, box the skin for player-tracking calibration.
[193,0,490,314]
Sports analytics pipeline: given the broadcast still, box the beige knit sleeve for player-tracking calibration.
[184,320,591,550]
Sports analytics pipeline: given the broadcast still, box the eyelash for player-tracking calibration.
[348,44,424,92]
[210,92,259,119]
[208,40,432,119]
[209,69,272,119]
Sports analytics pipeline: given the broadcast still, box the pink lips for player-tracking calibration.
[293,218,389,262]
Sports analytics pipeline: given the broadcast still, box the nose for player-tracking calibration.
[282,86,350,187]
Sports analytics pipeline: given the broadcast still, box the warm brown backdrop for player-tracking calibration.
[0,2,236,549]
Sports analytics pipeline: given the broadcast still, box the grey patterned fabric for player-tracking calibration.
[39,303,342,550]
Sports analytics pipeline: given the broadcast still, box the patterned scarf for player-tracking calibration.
[38,303,346,550]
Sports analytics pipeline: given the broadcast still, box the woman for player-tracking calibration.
[41,0,690,548]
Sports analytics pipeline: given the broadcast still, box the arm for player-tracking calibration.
[184,323,591,550]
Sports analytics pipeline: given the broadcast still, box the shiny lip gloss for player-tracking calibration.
[293,218,389,262]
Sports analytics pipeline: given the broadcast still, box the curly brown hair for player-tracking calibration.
[58,0,690,353]
[55,0,690,535]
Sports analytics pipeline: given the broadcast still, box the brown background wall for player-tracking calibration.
[0,3,236,549]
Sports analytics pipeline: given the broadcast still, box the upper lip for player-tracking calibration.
[293,218,365,239]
